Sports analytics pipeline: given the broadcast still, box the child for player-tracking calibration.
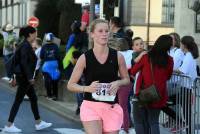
[131,37,146,100]
[40,33,60,101]
[131,37,146,66]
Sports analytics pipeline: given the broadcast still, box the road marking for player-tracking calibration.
[54,128,84,134]
[53,128,136,134]
[54,128,170,134]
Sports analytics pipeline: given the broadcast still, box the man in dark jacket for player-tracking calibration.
[108,16,129,51]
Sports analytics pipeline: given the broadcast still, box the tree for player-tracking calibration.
[34,0,60,38]
[57,0,81,43]
[34,0,81,44]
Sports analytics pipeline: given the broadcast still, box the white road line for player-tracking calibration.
[54,128,85,134]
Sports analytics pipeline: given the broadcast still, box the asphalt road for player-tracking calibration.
[0,83,83,134]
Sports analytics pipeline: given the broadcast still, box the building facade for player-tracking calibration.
[0,0,37,30]
[122,0,175,45]
[175,0,200,44]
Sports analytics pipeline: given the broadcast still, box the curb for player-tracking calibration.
[0,79,81,126]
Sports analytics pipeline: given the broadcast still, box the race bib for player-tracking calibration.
[92,83,116,102]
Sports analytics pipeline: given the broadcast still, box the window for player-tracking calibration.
[196,12,200,33]
[162,0,175,24]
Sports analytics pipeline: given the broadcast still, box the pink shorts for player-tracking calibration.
[80,100,123,132]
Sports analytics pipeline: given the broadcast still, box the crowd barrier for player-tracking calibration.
[159,73,200,134]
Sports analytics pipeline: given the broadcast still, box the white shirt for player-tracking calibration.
[178,52,197,89]
[169,47,185,70]
[35,47,42,70]
[119,50,133,69]
[179,52,197,80]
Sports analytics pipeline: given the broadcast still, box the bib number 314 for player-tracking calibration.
[92,83,116,102]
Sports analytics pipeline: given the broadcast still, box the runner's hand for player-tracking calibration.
[85,81,99,93]
[108,81,120,95]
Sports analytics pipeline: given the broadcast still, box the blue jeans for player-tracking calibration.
[3,54,13,78]
[133,102,161,134]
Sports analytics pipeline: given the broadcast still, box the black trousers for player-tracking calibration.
[43,73,58,98]
[8,75,40,122]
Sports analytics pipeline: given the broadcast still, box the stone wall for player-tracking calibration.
[175,0,200,44]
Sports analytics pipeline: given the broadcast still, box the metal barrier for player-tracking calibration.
[159,73,200,134]
[193,77,200,134]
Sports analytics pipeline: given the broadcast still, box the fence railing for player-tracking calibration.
[159,73,200,134]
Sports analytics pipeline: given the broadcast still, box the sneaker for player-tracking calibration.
[3,124,22,133]
[46,97,53,101]
[2,76,10,81]
[35,121,52,130]
[119,129,128,134]
[128,128,135,134]
[24,95,29,100]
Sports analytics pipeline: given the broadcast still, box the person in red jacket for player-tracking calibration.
[129,34,173,134]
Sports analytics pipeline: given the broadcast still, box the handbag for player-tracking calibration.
[138,61,161,104]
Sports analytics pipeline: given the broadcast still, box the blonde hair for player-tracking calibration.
[89,19,108,48]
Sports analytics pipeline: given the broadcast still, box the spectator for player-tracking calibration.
[63,20,88,76]
[118,46,134,133]
[131,37,146,66]
[161,32,184,129]
[67,19,130,134]
[131,37,146,99]
[65,21,81,53]
[108,16,129,51]
[81,5,89,31]
[109,16,125,37]
[2,23,17,80]
[129,35,173,134]
[173,36,199,134]
[169,32,184,70]
[125,29,134,49]
[40,33,60,101]
[129,37,146,130]
[109,17,133,133]
[32,38,42,79]
[3,26,52,133]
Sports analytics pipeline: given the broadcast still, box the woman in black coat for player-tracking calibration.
[3,26,52,133]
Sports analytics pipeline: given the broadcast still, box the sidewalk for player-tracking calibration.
[0,79,81,125]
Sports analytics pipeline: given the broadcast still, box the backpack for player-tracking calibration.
[4,33,16,50]
[108,33,129,51]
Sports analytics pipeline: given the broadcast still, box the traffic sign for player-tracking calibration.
[28,16,39,28]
